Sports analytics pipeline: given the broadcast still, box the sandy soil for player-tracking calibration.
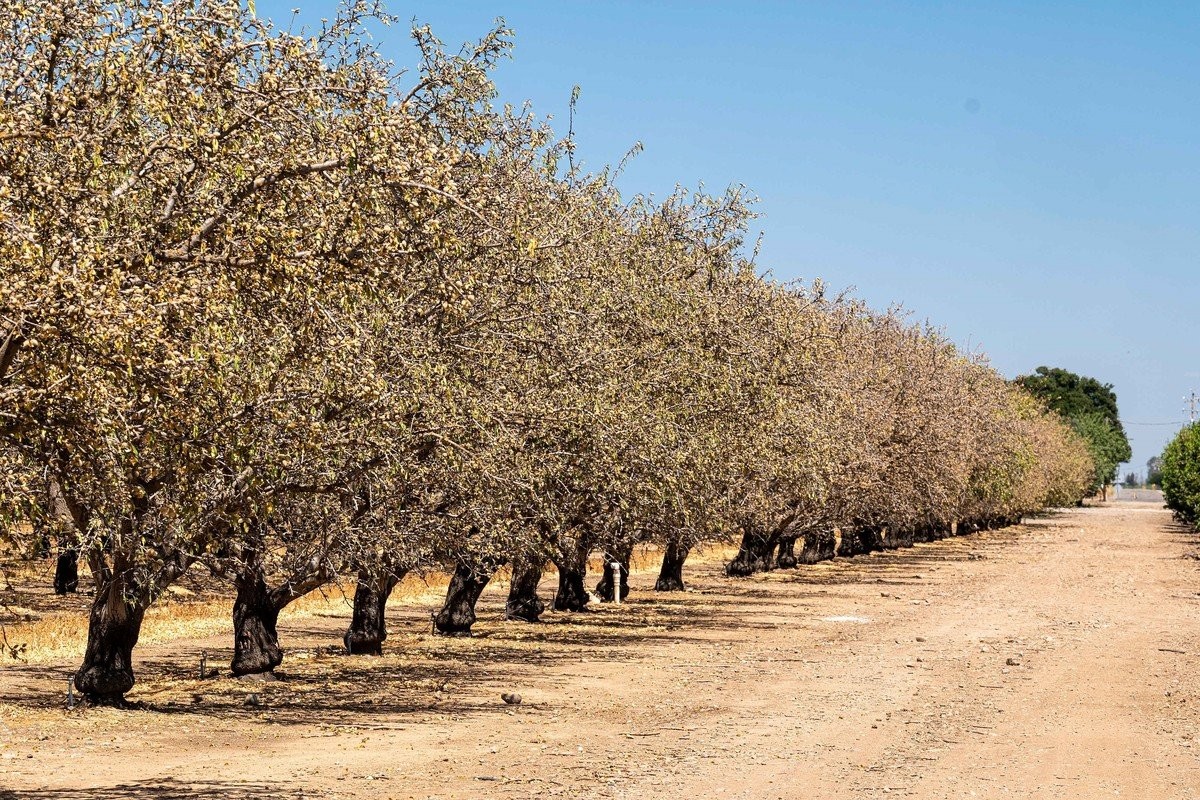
[2,500,1199,799]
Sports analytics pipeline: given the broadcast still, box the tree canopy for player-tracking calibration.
[1014,366,1131,490]
[0,0,1096,705]
[1161,424,1200,528]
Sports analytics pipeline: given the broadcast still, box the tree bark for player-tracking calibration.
[912,524,936,543]
[881,526,913,550]
[797,530,836,564]
[726,525,777,577]
[47,476,86,594]
[838,526,884,556]
[344,567,405,655]
[775,536,798,568]
[859,526,885,553]
[553,537,591,612]
[657,542,696,592]
[434,561,495,635]
[836,527,858,556]
[654,541,690,591]
[230,564,284,677]
[74,571,146,706]
[594,543,632,603]
[506,555,546,622]
[54,543,79,595]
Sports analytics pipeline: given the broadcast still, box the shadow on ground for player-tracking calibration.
[0,780,285,800]
[0,520,1049,728]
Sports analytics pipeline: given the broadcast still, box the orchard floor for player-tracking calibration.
[3,500,1200,799]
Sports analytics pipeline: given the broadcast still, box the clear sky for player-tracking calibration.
[261,0,1199,475]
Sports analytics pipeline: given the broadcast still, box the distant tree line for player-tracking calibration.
[0,0,1095,706]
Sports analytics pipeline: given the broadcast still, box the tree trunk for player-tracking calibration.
[506,556,546,623]
[856,526,885,553]
[840,525,888,556]
[775,536,798,568]
[434,561,494,635]
[344,568,405,655]
[879,525,913,550]
[553,538,591,612]
[654,541,690,591]
[230,565,284,677]
[595,543,632,602]
[726,525,777,576]
[836,527,861,557]
[912,524,936,543]
[54,543,79,595]
[797,530,836,564]
[74,574,146,706]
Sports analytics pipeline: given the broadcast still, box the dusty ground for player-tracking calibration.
[1,500,1199,799]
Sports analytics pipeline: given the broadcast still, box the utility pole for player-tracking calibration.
[1187,391,1199,424]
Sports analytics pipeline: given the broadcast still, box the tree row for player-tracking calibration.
[0,0,1094,705]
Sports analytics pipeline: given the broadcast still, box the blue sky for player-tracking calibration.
[262,1,1199,475]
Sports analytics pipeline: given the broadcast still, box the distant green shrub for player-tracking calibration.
[1161,424,1200,527]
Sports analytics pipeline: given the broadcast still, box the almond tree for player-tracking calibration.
[0,0,483,702]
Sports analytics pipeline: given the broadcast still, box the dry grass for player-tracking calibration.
[1,573,458,666]
[0,542,739,667]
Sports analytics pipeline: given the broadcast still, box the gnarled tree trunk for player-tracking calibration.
[859,526,885,553]
[654,541,690,591]
[797,529,836,564]
[553,537,591,612]
[225,545,335,676]
[881,526,913,550]
[595,543,632,603]
[344,567,405,655]
[775,536,798,568]
[434,561,497,635]
[726,524,778,577]
[231,564,284,677]
[912,524,937,543]
[74,568,146,706]
[506,555,545,623]
[838,526,883,557]
[54,543,79,595]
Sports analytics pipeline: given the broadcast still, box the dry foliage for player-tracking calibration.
[0,0,1092,702]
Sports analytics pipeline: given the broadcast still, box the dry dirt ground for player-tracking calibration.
[2,500,1199,799]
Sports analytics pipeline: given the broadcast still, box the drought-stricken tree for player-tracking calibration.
[1,0,1098,704]
[0,0,517,701]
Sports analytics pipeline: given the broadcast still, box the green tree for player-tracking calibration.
[1069,412,1132,494]
[1147,456,1164,487]
[1161,424,1200,527]
[1014,367,1132,493]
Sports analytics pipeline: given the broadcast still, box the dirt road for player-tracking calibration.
[2,501,1199,799]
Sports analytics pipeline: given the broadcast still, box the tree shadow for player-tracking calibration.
[1,525,1035,725]
[0,780,282,799]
